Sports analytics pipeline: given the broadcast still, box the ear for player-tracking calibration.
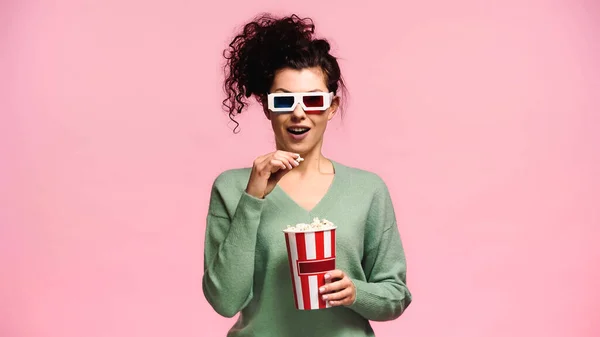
[261,97,272,120]
[263,106,272,120]
[326,96,340,121]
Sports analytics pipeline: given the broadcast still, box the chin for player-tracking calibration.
[276,131,319,154]
[291,143,317,155]
[277,141,306,154]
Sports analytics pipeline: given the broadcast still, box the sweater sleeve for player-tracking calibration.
[348,178,412,321]
[202,177,265,318]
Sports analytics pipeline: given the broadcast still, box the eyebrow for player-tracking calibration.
[272,88,325,93]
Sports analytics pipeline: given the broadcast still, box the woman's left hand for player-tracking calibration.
[319,269,356,307]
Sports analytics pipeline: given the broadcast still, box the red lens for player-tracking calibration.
[302,95,324,108]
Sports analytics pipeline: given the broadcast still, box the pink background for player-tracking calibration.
[2,0,599,336]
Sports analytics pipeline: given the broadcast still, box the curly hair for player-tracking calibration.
[221,13,347,133]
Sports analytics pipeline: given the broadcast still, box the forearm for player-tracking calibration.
[349,223,412,321]
[349,279,412,321]
[202,192,264,317]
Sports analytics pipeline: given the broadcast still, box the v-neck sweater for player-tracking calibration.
[202,160,412,337]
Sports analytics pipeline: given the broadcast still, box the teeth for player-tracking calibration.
[289,128,308,132]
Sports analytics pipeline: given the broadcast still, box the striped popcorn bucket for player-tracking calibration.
[283,227,336,310]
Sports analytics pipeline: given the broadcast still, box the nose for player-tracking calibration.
[291,103,306,120]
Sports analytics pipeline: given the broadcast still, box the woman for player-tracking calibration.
[203,13,412,337]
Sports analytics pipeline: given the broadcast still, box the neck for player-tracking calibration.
[296,151,326,174]
[276,142,333,176]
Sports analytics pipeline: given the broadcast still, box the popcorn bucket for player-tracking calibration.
[283,227,336,310]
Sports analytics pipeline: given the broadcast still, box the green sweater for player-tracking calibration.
[202,160,412,337]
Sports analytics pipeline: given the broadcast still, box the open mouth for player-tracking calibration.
[287,127,311,135]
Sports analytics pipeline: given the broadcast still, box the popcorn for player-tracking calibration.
[285,217,336,232]
[296,156,304,163]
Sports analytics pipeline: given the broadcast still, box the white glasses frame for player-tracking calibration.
[267,92,334,113]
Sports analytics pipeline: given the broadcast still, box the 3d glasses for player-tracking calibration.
[267,92,334,113]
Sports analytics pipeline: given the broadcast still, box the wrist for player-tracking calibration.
[245,185,265,199]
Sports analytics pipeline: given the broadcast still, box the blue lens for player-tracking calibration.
[273,96,295,108]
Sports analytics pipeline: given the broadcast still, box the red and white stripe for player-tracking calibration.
[285,229,336,310]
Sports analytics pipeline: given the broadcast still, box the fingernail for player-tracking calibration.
[322,295,328,300]
[319,287,325,293]
[324,274,330,279]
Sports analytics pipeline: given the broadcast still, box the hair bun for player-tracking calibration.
[312,39,331,53]
[260,15,314,49]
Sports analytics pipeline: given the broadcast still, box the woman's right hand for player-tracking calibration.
[245,150,301,199]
